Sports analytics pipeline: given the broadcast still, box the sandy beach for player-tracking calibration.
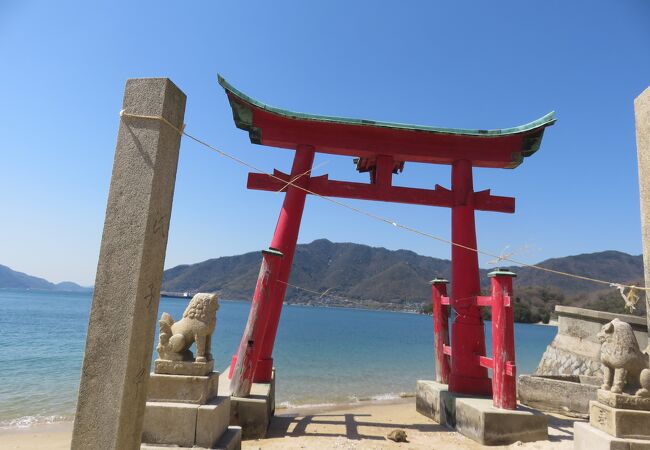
[0,399,578,450]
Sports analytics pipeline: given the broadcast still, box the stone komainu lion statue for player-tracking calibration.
[157,293,219,363]
[598,318,650,396]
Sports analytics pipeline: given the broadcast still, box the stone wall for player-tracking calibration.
[535,306,647,377]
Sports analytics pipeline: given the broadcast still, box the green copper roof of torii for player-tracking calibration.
[218,74,556,138]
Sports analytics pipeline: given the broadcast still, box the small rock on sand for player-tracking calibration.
[387,429,408,442]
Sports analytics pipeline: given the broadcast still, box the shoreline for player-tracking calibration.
[0,395,417,435]
[0,397,578,449]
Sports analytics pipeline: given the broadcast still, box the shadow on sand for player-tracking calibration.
[547,414,582,443]
[267,412,451,441]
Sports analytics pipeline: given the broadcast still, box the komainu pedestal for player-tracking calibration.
[141,294,241,450]
[574,319,650,450]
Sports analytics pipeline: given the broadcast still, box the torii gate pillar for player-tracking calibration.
[255,145,315,381]
[449,159,491,395]
[229,145,315,385]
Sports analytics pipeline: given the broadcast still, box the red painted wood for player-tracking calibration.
[443,345,452,356]
[229,249,283,397]
[233,96,541,169]
[476,296,493,306]
[449,160,492,396]
[478,356,493,369]
[252,146,315,383]
[441,296,450,306]
[247,172,515,213]
[432,281,451,384]
[490,274,517,409]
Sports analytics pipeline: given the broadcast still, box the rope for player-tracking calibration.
[119,111,649,293]
[279,280,486,308]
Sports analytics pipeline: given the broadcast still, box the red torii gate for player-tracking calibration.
[218,75,555,403]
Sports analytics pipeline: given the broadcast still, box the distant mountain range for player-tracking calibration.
[0,264,91,292]
[2,240,644,320]
[161,239,645,315]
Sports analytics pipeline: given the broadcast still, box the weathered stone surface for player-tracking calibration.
[518,374,599,417]
[416,380,460,426]
[141,425,241,450]
[221,367,274,440]
[575,421,650,450]
[154,358,214,376]
[598,319,649,394]
[416,380,549,445]
[454,397,548,445]
[146,372,219,404]
[598,389,650,411]
[157,293,219,362]
[636,86,650,348]
[536,306,648,379]
[72,78,186,450]
[196,395,231,448]
[141,402,197,447]
[590,400,650,440]
[216,426,243,450]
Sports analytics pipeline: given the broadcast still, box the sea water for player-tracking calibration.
[0,289,556,428]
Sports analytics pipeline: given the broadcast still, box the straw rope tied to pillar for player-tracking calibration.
[610,283,641,312]
[118,110,650,305]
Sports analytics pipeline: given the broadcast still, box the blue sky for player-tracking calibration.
[1,1,649,285]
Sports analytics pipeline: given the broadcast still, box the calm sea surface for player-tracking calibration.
[0,289,556,428]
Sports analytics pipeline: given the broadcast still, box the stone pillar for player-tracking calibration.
[71,78,186,450]
[635,86,650,351]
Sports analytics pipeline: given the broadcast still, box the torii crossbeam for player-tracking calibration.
[218,75,555,398]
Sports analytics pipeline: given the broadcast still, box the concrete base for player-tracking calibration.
[147,371,219,404]
[416,380,548,446]
[590,400,650,440]
[142,395,231,448]
[455,397,548,445]
[220,366,275,440]
[416,380,461,427]
[154,358,214,376]
[141,425,242,450]
[598,389,650,411]
[574,421,650,450]
[518,374,600,417]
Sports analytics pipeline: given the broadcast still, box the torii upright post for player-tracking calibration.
[228,145,315,388]
[449,159,491,394]
[254,145,315,382]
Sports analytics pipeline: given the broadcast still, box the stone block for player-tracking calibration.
[196,395,231,448]
[215,426,242,450]
[454,397,548,445]
[154,358,214,376]
[416,380,459,427]
[141,402,197,447]
[575,421,650,450]
[142,425,241,450]
[230,395,269,440]
[590,400,650,440]
[518,374,598,417]
[147,372,219,404]
[598,389,650,411]
[220,366,275,440]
